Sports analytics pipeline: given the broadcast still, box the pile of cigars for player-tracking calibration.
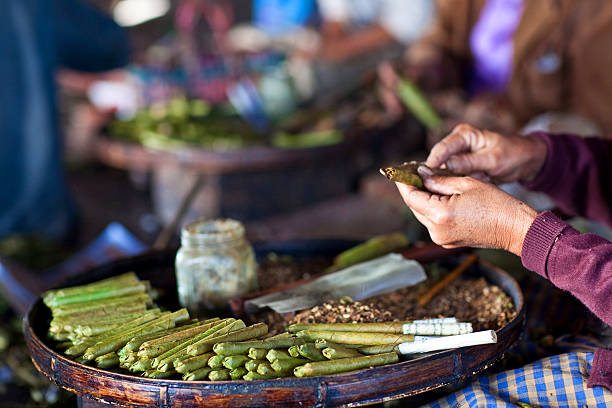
[45,273,497,381]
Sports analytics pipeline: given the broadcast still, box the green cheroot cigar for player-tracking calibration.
[289,322,412,334]
[143,369,175,379]
[95,352,119,369]
[51,292,151,316]
[230,367,248,380]
[149,319,235,363]
[243,371,278,381]
[271,358,306,373]
[129,358,154,372]
[294,352,399,377]
[182,367,212,381]
[152,319,239,369]
[248,348,268,360]
[223,355,250,370]
[120,361,133,370]
[266,349,292,363]
[52,303,148,325]
[141,319,220,347]
[213,336,304,356]
[153,318,238,367]
[256,362,275,376]
[207,355,225,369]
[379,162,424,189]
[174,353,214,374]
[81,311,175,359]
[322,346,362,359]
[188,323,268,356]
[326,233,410,273]
[119,351,138,363]
[297,343,326,361]
[43,272,140,305]
[267,332,291,339]
[137,320,222,358]
[358,344,398,355]
[288,345,300,358]
[46,282,148,307]
[209,369,230,381]
[122,320,202,353]
[64,311,162,356]
[48,331,71,342]
[314,339,363,349]
[245,359,266,372]
[83,309,190,360]
[296,330,415,346]
[52,302,149,322]
[75,311,159,337]
[51,307,157,335]
[380,161,457,190]
[396,78,442,131]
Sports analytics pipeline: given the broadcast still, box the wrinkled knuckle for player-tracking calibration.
[455,123,472,133]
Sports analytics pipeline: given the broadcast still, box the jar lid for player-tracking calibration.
[181,219,245,247]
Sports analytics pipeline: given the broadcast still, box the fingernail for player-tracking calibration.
[446,158,456,172]
[417,165,433,177]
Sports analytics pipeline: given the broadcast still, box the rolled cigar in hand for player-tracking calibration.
[380,161,457,190]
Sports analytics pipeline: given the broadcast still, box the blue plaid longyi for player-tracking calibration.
[422,352,612,407]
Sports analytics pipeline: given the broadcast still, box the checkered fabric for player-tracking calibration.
[421,352,612,408]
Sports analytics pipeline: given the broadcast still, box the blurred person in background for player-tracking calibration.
[316,0,434,62]
[380,0,612,141]
[309,0,435,104]
[1,0,129,242]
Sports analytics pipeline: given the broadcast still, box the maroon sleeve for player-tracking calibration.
[588,349,612,389]
[523,132,612,229]
[522,211,612,327]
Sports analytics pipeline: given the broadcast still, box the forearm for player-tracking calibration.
[524,133,612,228]
[522,211,612,326]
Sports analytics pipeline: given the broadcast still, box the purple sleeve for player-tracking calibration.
[588,349,612,389]
[523,132,612,229]
[522,211,612,327]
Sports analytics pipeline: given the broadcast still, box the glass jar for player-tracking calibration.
[175,219,257,313]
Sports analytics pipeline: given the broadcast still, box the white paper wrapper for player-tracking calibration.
[397,330,497,354]
[402,322,472,335]
[246,254,426,313]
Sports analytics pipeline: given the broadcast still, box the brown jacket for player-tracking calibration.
[414,0,612,133]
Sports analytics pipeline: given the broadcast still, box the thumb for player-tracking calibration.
[418,166,469,196]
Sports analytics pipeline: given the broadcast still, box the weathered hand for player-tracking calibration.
[425,123,548,184]
[396,167,538,256]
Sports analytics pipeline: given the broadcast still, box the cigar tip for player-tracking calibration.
[379,168,393,179]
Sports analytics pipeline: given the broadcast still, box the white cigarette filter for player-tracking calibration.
[412,317,457,324]
[397,330,497,354]
[401,322,473,336]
